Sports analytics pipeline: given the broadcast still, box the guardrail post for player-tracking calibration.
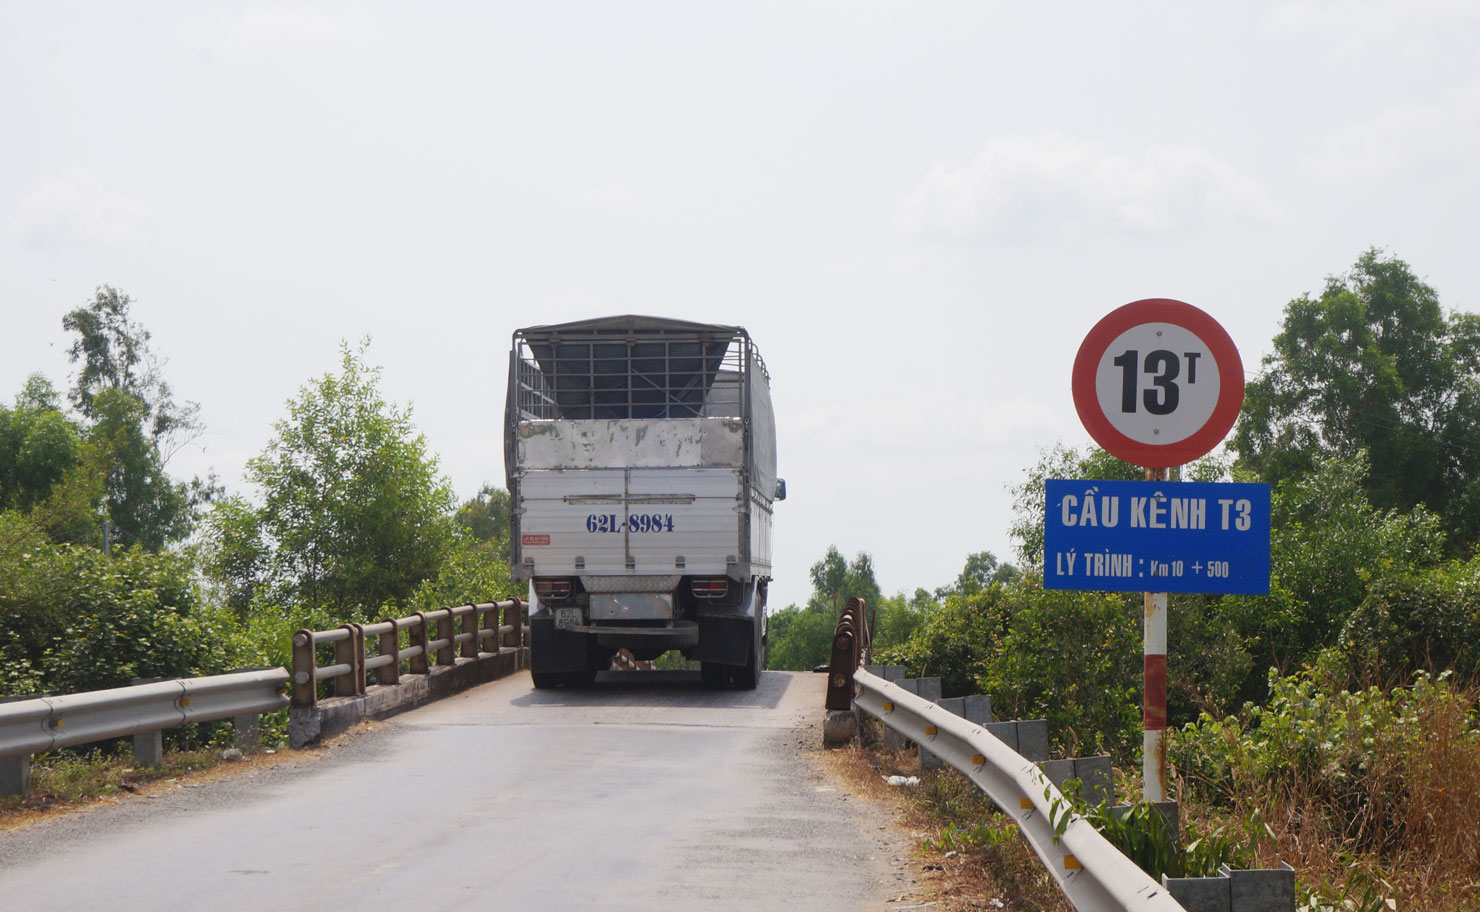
[291,628,317,708]
[133,729,164,768]
[232,713,260,749]
[334,624,364,697]
[409,612,430,674]
[502,599,520,649]
[1,754,29,796]
[0,695,38,796]
[503,599,525,668]
[377,618,401,686]
[474,604,490,655]
[435,611,455,667]
[459,604,479,660]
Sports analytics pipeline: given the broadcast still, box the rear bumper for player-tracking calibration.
[567,620,699,650]
[529,615,757,671]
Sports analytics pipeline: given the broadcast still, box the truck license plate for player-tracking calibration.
[554,608,582,630]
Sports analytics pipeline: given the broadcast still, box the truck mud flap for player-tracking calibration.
[530,617,590,674]
[691,616,755,666]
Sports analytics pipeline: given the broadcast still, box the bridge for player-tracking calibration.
[0,599,1296,912]
[0,668,908,910]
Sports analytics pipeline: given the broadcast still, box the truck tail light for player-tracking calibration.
[534,579,573,601]
[691,578,729,599]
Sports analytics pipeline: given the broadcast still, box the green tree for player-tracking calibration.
[209,341,458,617]
[1236,249,1480,548]
[765,546,886,670]
[62,287,209,549]
[1009,444,1144,569]
[455,484,511,543]
[90,388,194,550]
[934,550,1018,599]
[63,286,202,447]
[0,376,103,548]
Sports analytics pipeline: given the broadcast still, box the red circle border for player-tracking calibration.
[1071,298,1244,468]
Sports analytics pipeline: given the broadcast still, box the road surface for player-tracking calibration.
[0,669,912,911]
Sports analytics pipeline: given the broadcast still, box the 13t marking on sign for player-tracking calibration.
[1072,299,1243,467]
[1095,321,1221,446]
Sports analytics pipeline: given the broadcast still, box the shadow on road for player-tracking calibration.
[509,669,792,710]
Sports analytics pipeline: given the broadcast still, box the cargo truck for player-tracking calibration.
[505,316,784,689]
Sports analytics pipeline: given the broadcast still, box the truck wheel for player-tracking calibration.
[569,667,598,688]
[700,662,728,690]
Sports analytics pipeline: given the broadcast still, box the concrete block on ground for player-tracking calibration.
[1039,758,1074,789]
[962,694,991,724]
[1074,755,1114,804]
[1224,863,1295,911]
[862,666,905,747]
[984,720,1018,752]
[1,754,30,797]
[886,678,919,751]
[1016,719,1048,761]
[1038,755,1114,805]
[1162,873,1231,912]
[1112,800,1180,844]
[907,677,943,769]
[937,697,964,717]
[822,709,859,748]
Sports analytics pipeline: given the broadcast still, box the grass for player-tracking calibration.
[0,744,237,825]
[1172,671,1480,911]
[825,718,1073,912]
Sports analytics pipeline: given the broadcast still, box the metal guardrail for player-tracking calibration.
[853,669,1184,911]
[0,669,288,761]
[0,668,290,796]
[291,600,528,708]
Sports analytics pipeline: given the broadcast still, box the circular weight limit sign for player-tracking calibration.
[1072,299,1244,467]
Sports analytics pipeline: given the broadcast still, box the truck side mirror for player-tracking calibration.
[774,478,787,501]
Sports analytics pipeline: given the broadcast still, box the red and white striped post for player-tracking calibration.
[1142,465,1170,802]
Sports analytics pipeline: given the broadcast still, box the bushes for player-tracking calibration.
[1172,667,1480,907]
[0,540,257,694]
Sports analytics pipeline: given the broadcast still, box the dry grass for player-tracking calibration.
[0,722,380,833]
[1175,676,1480,910]
[821,719,1072,912]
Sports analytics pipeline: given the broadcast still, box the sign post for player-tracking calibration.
[1066,298,1256,803]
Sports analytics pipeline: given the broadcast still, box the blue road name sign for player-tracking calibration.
[1043,479,1271,595]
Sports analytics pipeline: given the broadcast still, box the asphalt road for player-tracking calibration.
[0,670,911,911]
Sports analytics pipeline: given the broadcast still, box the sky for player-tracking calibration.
[3,1,1479,612]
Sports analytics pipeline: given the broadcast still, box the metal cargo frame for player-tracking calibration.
[505,316,776,584]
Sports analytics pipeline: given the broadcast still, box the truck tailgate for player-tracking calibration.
[518,468,741,577]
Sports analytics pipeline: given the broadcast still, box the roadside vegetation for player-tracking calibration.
[1,288,520,778]
[6,252,1479,905]
[771,250,1480,909]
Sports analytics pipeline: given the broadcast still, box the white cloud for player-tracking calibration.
[1307,80,1480,179]
[9,170,156,249]
[903,133,1276,245]
[194,4,390,54]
